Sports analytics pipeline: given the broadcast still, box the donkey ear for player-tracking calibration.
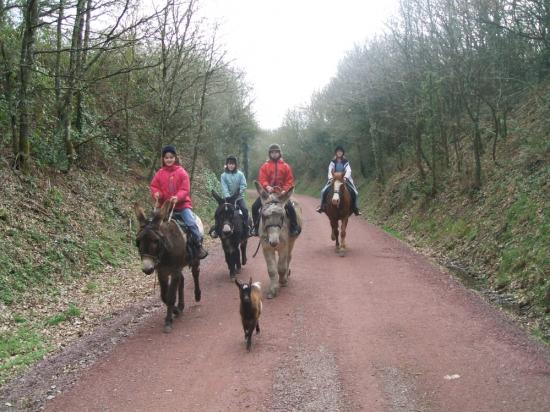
[134,203,147,227]
[235,278,242,288]
[157,201,171,222]
[278,186,294,203]
[248,277,253,286]
[254,181,268,200]
[212,190,224,204]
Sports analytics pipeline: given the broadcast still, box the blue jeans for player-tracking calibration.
[173,208,202,242]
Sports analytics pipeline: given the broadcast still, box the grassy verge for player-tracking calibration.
[363,150,549,343]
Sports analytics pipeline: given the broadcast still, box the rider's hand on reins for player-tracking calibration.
[170,196,178,204]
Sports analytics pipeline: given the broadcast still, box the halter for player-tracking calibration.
[135,218,168,268]
[216,201,237,238]
[261,200,286,231]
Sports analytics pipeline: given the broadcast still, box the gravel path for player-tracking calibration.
[3,193,549,411]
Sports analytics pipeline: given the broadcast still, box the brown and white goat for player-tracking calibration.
[235,278,262,351]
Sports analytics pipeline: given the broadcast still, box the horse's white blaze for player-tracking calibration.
[141,257,155,273]
[223,224,231,233]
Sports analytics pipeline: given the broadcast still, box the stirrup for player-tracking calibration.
[290,224,301,237]
[198,246,208,259]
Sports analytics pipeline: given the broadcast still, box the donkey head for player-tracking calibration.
[254,181,294,247]
[212,190,240,237]
[134,202,171,275]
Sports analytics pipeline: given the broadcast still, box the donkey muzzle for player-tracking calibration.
[141,257,156,275]
[222,224,232,234]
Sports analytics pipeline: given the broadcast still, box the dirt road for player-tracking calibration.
[46,194,550,411]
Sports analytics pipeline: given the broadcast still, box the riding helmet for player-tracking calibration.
[334,145,345,155]
[161,145,177,156]
[225,155,238,165]
[268,143,282,155]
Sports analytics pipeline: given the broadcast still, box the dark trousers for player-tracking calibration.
[235,198,250,226]
[252,197,299,229]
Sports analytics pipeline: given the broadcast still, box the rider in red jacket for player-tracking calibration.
[251,144,301,237]
[150,145,207,260]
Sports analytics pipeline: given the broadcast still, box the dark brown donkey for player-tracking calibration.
[324,171,353,256]
[134,202,201,333]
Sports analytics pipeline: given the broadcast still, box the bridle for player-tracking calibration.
[135,217,167,268]
[216,201,237,238]
[261,200,286,231]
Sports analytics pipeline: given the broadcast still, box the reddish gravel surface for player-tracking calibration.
[29,194,550,411]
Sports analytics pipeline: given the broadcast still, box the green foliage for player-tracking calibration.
[382,226,403,240]
[0,327,49,384]
[46,304,81,326]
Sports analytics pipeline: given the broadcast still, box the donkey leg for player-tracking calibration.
[278,253,290,286]
[174,270,184,315]
[191,262,201,302]
[158,274,169,305]
[164,274,178,333]
[241,239,247,266]
[262,249,279,299]
[235,249,242,275]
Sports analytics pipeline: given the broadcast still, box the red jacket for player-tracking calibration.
[150,165,192,210]
[258,158,294,192]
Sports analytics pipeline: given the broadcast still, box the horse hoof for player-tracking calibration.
[230,274,236,281]
[195,290,201,302]
[173,307,181,316]
[163,324,173,333]
[279,280,288,287]
[235,267,241,274]
[267,292,274,299]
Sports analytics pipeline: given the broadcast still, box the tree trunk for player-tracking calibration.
[472,119,482,190]
[16,0,39,171]
[75,0,92,134]
[414,118,425,180]
[58,0,85,169]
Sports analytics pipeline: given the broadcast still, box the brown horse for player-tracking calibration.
[324,171,353,256]
[134,202,202,333]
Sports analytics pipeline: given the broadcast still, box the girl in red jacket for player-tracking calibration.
[150,145,207,259]
[251,143,301,237]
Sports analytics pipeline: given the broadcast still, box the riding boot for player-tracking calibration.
[208,226,218,238]
[250,220,260,237]
[316,204,325,214]
[289,218,301,237]
[188,236,208,260]
[196,239,208,259]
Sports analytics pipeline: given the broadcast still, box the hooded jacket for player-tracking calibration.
[150,164,192,210]
[258,158,294,192]
[221,168,247,199]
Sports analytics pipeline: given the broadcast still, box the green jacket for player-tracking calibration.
[221,169,247,200]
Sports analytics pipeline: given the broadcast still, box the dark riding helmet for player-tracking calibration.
[225,155,238,165]
[161,145,177,156]
[334,145,345,155]
[268,143,282,155]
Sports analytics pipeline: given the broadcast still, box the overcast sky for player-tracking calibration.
[199,0,398,130]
